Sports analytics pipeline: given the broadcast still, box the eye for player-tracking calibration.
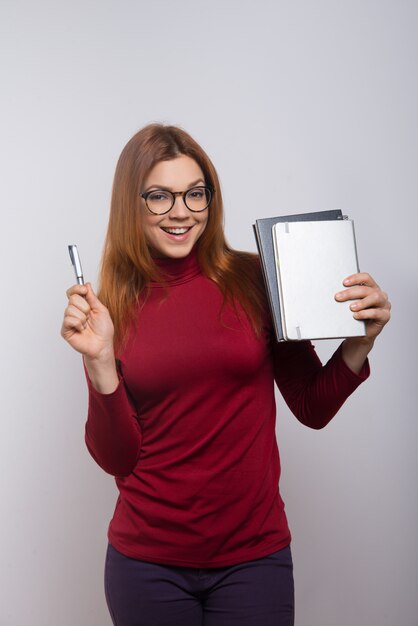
[188,188,205,199]
[148,190,171,202]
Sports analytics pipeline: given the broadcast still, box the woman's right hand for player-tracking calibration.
[61,283,115,360]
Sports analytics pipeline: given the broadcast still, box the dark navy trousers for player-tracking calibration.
[104,543,294,626]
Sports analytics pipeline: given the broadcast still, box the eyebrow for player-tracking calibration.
[143,178,205,193]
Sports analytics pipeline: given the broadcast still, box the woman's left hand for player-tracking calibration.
[335,272,391,342]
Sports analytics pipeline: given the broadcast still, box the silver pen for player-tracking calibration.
[68,244,84,285]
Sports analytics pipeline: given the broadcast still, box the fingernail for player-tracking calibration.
[335,293,343,300]
[350,303,358,310]
[343,279,351,285]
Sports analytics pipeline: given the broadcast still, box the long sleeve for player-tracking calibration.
[273,340,370,429]
[84,371,142,476]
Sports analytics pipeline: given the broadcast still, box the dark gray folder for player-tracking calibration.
[253,210,343,341]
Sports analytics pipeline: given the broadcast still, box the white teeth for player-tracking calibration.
[162,227,190,234]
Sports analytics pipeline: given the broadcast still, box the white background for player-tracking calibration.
[1,1,417,625]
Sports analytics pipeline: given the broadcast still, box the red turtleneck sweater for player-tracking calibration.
[85,250,369,568]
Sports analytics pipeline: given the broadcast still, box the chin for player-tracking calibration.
[169,247,194,258]
[148,229,205,259]
[168,242,197,258]
[148,241,195,259]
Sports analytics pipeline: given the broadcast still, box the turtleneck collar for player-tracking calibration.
[150,246,201,287]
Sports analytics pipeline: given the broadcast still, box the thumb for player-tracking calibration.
[84,282,104,309]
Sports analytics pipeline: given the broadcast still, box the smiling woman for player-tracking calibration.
[96,124,268,353]
[61,123,390,626]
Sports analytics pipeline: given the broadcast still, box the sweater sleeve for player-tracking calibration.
[273,340,370,429]
[84,369,142,476]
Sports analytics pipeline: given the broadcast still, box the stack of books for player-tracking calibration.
[253,210,366,341]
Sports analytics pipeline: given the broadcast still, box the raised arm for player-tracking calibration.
[61,283,142,476]
[273,340,370,429]
[273,270,390,429]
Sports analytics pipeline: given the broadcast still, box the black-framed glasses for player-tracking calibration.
[140,186,214,215]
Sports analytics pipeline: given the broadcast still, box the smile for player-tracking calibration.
[160,226,193,235]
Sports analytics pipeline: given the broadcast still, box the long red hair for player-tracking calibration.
[98,123,267,352]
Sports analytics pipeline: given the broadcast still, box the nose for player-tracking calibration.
[169,194,189,219]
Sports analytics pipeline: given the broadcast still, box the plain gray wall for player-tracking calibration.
[1,1,417,624]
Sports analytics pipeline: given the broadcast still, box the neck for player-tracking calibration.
[150,247,201,287]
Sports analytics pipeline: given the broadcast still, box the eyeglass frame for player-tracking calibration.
[140,185,215,215]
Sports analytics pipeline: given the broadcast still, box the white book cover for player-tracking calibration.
[272,219,367,340]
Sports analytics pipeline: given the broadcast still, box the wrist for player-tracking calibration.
[83,350,119,394]
[343,335,375,351]
[84,343,115,366]
[341,336,374,375]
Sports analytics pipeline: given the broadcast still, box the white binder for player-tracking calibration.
[272,219,366,340]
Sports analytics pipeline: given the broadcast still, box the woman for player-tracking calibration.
[61,124,391,626]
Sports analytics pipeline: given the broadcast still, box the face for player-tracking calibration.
[141,155,209,259]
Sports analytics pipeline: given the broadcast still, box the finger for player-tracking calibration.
[343,272,378,288]
[337,288,389,312]
[351,306,391,323]
[68,293,91,315]
[66,284,88,299]
[64,304,88,327]
[61,313,87,336]
[335,285,372,302]
[84,282,105,310]
[347,291,385,312]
